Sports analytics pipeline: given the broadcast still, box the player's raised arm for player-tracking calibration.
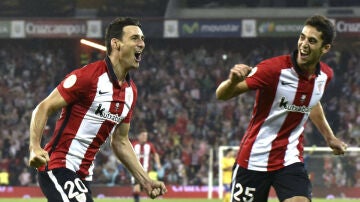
[216,64,252,100]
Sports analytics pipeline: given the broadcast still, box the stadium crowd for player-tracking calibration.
[0,38,359,189]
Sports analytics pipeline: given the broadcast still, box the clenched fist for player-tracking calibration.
[143,180,167,199]
[29,147,49,168]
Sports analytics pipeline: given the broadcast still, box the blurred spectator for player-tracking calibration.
[322,167,335,188]
[102,155,120,186]
[334,161,347,187]
[18,168,32,186]
[343,157,357,187]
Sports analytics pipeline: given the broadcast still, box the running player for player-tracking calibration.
[28,17,166,202]
[216,15,348,202]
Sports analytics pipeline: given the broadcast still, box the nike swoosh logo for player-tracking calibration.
[99,90,109,95]
[281,81,293,85]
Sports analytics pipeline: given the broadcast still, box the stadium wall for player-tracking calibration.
[0,17,360,39]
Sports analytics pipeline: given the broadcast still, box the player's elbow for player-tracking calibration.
[110,138,121,150]
[33,101,54,117]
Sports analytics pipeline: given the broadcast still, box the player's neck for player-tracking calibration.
[109,55,128,83]
[298,64,316,79]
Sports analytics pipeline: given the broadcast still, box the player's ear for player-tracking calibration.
[321,44,331,54]
[111,38,120,51]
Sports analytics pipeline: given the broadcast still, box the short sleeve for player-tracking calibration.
[57,68,93,104]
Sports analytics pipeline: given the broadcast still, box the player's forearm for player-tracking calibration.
[111,139,151,185]
[309,102,336,143]
[29,104,49,150]
[216,80,239,100]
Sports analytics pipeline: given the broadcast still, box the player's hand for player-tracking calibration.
[143,180,167,199]
[29,147,50,168]
[327,137,347,155]
[229,64,252,84]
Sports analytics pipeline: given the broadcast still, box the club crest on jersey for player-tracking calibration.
[279,96,311,114]
[300,94,306,104]
[95,104,123,124]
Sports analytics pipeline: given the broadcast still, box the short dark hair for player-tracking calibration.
[105,17,141,55]
[225,148,233,155]
[138,128,148,134]
[304,15,335,46]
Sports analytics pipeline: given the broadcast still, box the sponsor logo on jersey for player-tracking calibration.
[95,104,123,124]
[279,96,311,114]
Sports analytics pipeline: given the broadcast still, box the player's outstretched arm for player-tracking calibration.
[309,102,347,155]
[111,123,167,198]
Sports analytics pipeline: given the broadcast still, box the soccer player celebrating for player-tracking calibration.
[216,15,347,202]
[28,17,166,202]
[131,130,162,202]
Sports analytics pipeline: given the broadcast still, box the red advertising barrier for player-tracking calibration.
[0,185,215,198]
[0,185,359,198]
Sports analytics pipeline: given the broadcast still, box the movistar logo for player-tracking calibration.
[279,97,311,114]
[95,104,123,124]
[182,22,199,34]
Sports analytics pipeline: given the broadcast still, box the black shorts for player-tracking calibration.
[231,162,311,202]
[38,168,93,202]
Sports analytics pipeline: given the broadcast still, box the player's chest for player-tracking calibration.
[93,86,133,112]
[274,71,327,107]
[85,80,134,124]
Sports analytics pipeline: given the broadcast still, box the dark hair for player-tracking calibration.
[138,128,148,134]
[304,15,335,46]
[225,148,233,155]
[105,17,141,55]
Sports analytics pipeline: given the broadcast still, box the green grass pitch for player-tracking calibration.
[0,198,359,202]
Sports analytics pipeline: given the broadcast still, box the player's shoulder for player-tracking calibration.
[319,61,334,77]
[255,54,292,74]
[67,60,107,82]
[78,60,107,74]
[147,141,155,146]
[261,54,291,67]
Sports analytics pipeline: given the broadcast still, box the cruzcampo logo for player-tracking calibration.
[182,22,199,34]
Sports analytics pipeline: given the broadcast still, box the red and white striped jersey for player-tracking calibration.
[131,141,157,172]
[237,51,333,171]
[38,57,137,181]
